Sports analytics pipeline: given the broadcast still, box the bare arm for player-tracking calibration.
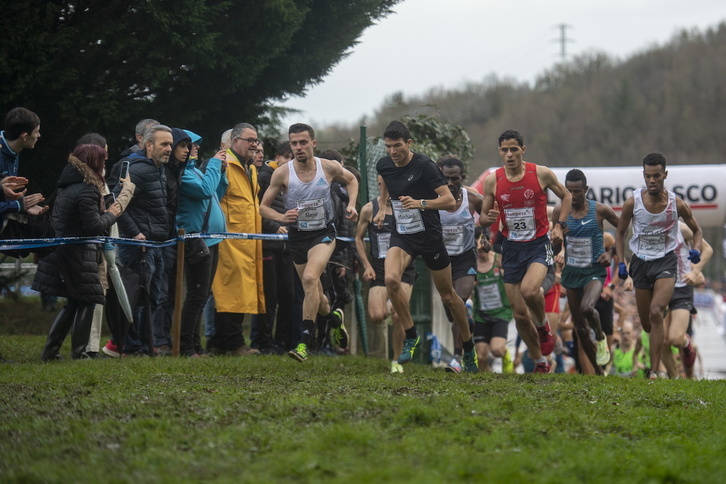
[615,197,634,271]
[540,166,571,242]
[259,165,297,224]
[399,184,454,211]
[676,197,702,254]
[478,173,498,227]
[354,202,375,281]
[465,186,483,215]
[373,178,389,228]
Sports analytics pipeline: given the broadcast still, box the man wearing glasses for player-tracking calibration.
[209,123,265,356]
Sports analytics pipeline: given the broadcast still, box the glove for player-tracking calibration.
[618,262,629,280]
[688,249,701,264]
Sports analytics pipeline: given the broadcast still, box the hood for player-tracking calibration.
[171,128,192,162]
[184,129,202,146]
[58,155,105,191]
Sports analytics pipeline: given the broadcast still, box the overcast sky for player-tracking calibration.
[280,0,725,127]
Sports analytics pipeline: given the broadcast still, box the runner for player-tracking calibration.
[259,123,358,362]
[615,152,702,379]
[552,169,620,374]
[355,175,416,373]
[661,222,712,379]
[435,156,483,372]
[374,120,478,372]
[479,130,572,373]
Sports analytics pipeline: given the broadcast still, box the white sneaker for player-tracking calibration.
[596,338,610,366]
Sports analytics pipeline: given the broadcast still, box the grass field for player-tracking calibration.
[2,334,726,483]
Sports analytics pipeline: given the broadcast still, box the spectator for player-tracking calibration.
[33,144,129,360]
[104,125,172,357]
[208,122,264,356]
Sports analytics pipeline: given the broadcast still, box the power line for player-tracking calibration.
[552,24,574,62]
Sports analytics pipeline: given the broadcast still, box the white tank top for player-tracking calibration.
[629,189,679,261]
[284,157,334,231]
[439,188,476,256]
[674,226,691,288]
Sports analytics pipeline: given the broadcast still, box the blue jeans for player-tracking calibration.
[118,245,165,354]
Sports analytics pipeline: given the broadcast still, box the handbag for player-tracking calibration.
[185,198,212,265]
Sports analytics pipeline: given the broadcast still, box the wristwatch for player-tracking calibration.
[555,221,567,229]
[420,200,427,210]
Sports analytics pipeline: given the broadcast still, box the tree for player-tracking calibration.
[0,0,400,194]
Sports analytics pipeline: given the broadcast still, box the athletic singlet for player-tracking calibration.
[674,226,691,288]
[629,189,679,261]
[368,198,394,259]
[439,188,476,256]
[473,255,512,322]
[495,162,549,242]
[565,200,604,268]
[284,157,334,231]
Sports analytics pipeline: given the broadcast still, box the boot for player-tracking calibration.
[71,305,96,359]
[41,306,75,361]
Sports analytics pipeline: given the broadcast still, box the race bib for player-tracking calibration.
[297,197,326,231]
[392,200,424,234]
[638,233,666,260]
[443,225,465,255]
[504,207,536,241]
[377,232,391,259]
[566,236,593,268]
[478,283,504,311]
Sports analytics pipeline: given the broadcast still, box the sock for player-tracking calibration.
[329,310,342,328]
[534,317,548,328]
[462,339,474,353]
[301,319,315,345]
[405,326,418,340]
[535,356,547,365]
[454,348,463,357]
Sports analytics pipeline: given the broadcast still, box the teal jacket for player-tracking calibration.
[177,157,228,246]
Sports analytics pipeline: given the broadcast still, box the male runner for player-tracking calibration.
[259,123,358,362]
[374,120,478,372]
[552,169,620,374]
[436,157,483,372]
[615,152,702,379]
[355,175,416,373]
[479,130,572,373]
[661,222,712,379]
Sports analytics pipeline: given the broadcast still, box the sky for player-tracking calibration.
[280,0,726,127]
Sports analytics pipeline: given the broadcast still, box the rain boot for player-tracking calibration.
[41,306,75,361]
[71,304,96,359]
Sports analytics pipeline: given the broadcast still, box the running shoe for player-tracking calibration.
[501,347,514,374]
[533,360,551,374]
[330,309,349,349]
[462,349,479,373]
[537,319,555,356]
[289,343,309,362]
[445,357,462,373]
[390,360,404,374]
[681,335,697,368]
[101,340,120,358]
[397,334,420,364]
[596,338,610,366]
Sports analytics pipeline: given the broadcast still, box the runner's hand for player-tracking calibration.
[618,262,628,280]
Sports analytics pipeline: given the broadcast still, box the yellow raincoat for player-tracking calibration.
[212,149,265,313]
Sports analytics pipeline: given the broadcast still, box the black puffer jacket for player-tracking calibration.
[32,157,118,303]
[257,161,288,252]
[110,152,168,241]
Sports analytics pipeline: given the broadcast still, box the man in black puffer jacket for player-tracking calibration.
[106,124,173,356]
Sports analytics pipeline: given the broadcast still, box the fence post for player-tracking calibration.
[172,229,185,357]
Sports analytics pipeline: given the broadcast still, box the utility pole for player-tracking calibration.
[553,24,573,62]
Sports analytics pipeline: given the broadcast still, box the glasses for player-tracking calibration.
[235,137,261,145]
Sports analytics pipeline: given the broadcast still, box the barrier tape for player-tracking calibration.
[0,232,356,251]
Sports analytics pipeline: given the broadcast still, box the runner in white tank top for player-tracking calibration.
[615,153,703,379]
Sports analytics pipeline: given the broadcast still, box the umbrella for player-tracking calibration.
[103,250,140,350]
[102,242,133,322]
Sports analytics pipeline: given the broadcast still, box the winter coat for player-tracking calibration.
[177,157,228,246]
[32,157,119,303]
[110,152,169,241]
[211,149,265,314]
